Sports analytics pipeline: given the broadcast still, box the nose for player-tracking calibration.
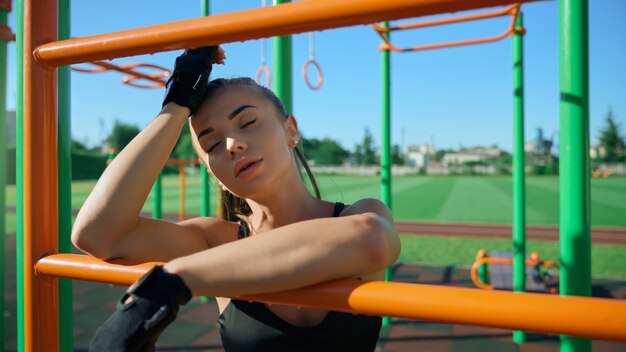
[225,137,247,158]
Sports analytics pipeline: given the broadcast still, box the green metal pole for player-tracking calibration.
[16,0,25,350]
[152,174,162,219]
[559,0,591,351]
[201,0,211,218]
[380,21,393,328]
[272,0,292,113]
[58,1,73,350]
[0,6,7,349]
[199,0,212,305]
[512,13,527,344]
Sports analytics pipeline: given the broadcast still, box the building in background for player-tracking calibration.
[5,110,15,145]
[404,144,435,168]
[442,146,502,166]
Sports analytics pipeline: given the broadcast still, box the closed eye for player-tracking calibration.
[207,141,222,153]
[241,119,256,128]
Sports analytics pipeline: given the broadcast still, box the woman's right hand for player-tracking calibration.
[162,46,225,116]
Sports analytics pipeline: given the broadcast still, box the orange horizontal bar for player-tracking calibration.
[372,4,517,32]
[374,4,522,53]
[33,0,539,68]
[36,254,626,342]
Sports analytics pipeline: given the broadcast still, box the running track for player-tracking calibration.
[5,206,626,245]
[395,221,626,245]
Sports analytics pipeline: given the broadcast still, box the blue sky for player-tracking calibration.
[4,0,626,152]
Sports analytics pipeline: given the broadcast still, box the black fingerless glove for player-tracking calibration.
[162,46,219,116]
[88,265,193,352]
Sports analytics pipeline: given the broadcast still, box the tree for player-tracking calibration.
[172,123,196,159]
[302,137,349,165]
[353,128,378,165]
[598,108,626,162]
[391,144,405,165]
[71,139,88,151]
[106,120,141,151]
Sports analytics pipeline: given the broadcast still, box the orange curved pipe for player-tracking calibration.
[33,0,540,68]
[0,23,15,42]
[471,252,559,290]
[36,253,626,342]
[372,4,524,53]
[0,0,11,12]
[72,61,170,88]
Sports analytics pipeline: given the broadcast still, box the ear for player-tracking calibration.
[284,114,300,146]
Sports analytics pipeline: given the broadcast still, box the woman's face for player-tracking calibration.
[190,85,299,198]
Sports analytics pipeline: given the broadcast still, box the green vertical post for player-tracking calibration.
[380,21,392,327]
[0,6,7,349]
[272,0,292,113]
[58,0,73,350]
[201,0,211,218]
[199,0,212,305]
[478,262,489,284]
[16,0,25,349]
[152,174,163,219]
[559,0,591,351]
[512,13,527,344]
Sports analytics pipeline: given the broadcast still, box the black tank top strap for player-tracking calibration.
[332,202,345,217]
[237,220,249,239]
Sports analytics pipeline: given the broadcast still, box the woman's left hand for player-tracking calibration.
[88,266,193,352]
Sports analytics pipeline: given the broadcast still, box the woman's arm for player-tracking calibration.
[72,47,224,261]
[71,104,197,257]
[163,198,400,297]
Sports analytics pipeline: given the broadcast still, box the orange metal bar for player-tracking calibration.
[33,0,540,68]
[0,0,10,12]
[373,4,517,32]
[371,4,525,53]
[71,61,170,88]
[24,1,59,351]
[471,252,559,290]
[36,254,626,342]
[0,23,15,41]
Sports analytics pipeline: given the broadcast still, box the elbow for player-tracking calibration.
[358,213,401,271]
[71,221,116,260]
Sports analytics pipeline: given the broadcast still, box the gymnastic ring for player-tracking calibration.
[256,65,272,89]
[302,59,323,90]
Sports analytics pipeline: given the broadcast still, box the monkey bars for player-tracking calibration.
[371,4,524,52]
[72,61,170,88]
[20,0,602,351]
[32,0,541,69]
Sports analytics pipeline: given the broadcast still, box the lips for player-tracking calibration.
[234,157,263,178]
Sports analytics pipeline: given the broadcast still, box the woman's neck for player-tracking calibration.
[245,183,327,235]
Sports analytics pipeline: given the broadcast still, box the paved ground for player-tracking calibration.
[3,234,626,351]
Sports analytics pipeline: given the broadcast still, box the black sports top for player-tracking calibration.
[218,202,382,351]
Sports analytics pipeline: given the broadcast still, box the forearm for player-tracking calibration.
[72,103,190,246]
[164,214,390,297]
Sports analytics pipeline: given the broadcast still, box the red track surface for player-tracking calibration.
[6,206,625,245]
[395,221,626,245]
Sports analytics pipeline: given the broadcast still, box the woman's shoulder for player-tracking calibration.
[337,198,391,218]
[179,216,240,248]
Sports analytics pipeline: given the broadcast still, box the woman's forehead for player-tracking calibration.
[198,86,267,121]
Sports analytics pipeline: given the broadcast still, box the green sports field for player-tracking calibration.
[4,174,626,231]
[4,175,626,279]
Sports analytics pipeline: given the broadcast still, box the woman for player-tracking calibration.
[72,46,400,352]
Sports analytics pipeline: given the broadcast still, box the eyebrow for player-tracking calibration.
[196,105,257,139]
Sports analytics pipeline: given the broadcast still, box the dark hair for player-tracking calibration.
[199,77,321,222]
